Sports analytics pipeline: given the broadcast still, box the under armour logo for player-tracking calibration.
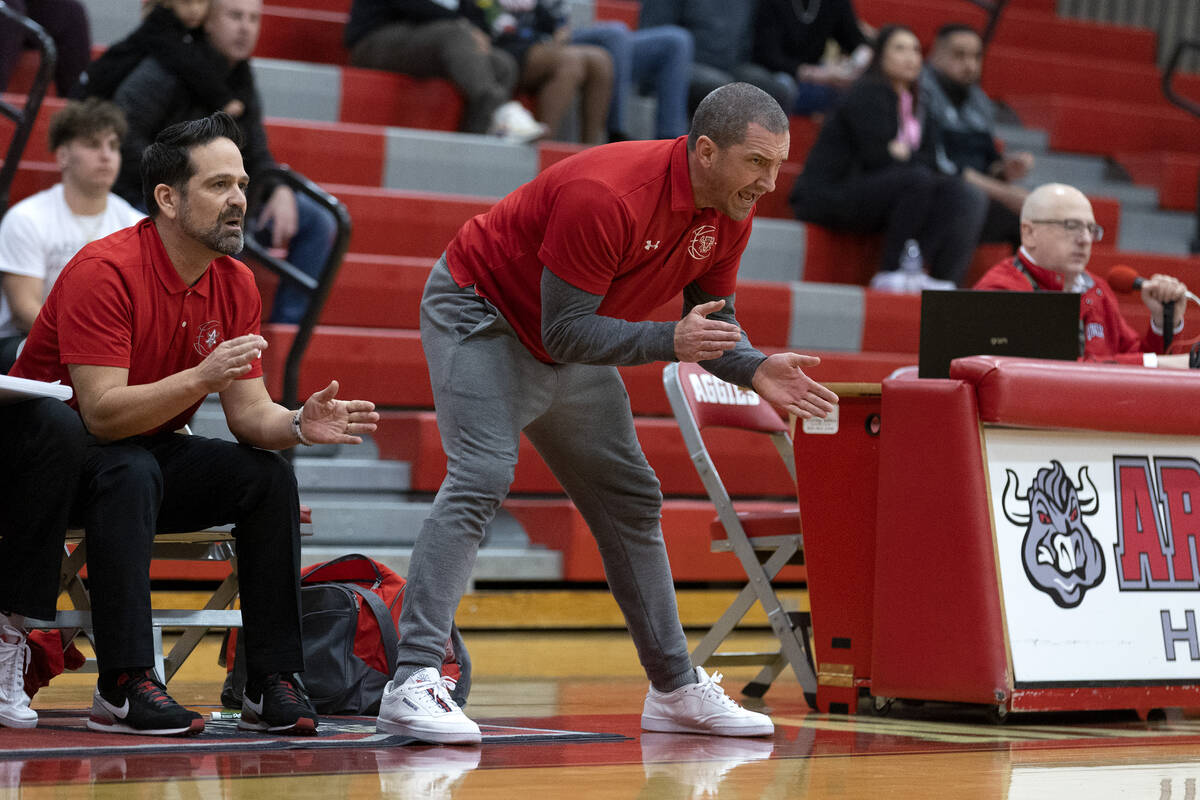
[644,240,660,251]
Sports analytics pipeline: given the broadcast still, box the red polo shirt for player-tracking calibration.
[445,136,753,363]
[12,217,263,435]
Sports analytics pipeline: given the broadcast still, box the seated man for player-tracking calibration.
[639,0,794,115]
[11,112,379,736]
[974,183,1189,365]
[921,24,1034,250]
[752,0,872,115]
[0,397,87,729]
[344,0,544,141]
[106,0,337,325]
[0,99,143,373]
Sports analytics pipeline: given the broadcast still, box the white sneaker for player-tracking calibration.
[489,100,548,144]
[376,667,481,745]
[869,270,918,294]
[0,625,36,729]
[641,667,774,737]
[915,273,957,291]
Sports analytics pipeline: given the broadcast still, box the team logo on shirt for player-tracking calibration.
[687,225,717,260]
[194,321,223,357]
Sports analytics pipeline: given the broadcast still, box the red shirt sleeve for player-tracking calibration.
[56,258,134,368]
[537,178,632,296]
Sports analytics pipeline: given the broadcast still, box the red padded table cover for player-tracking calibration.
[950,356,1200,435]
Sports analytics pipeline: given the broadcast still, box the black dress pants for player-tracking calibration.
[72,433,304,677]
[792,163,989,284]
[0,398,86,620]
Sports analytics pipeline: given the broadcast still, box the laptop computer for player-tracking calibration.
[918,289,1082,379]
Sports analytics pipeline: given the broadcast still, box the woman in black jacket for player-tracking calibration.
[790,25,986,288]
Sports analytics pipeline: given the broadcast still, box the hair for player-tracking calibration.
[687,82,788,151]
[48,99,129,151]
[864,24,920,87]
[141,111,243,218]
[934,23,981,43]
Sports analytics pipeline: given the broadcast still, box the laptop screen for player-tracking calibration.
[918,289,1082,379]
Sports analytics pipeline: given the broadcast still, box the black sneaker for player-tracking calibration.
[87,670,204,736]
[238,673,318,735]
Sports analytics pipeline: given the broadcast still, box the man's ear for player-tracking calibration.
[694,135,717,168]
[154,183,179,221]
[54,144,68,171]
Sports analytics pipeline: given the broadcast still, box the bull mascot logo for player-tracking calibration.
[1001,460,1105,608]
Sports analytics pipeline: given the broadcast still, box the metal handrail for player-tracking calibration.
[241,165,352,415]
[955,0,1011,48]
[1162,39,1200,121]
[0,0,55,216]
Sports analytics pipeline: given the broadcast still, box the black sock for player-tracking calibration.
[99,667,150,692]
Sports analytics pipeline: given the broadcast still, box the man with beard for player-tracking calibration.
[920,24,1035,249]
[11,113,380,737]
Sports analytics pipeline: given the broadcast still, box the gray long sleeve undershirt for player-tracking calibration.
[540,268,768,388]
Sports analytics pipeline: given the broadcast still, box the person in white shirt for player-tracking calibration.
[0,99,144,371]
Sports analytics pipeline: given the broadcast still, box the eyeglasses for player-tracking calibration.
[1029,218,1104,241]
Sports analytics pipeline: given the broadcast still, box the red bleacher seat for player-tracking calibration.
[256,6,349,66]
[338,67,461,130]
[1115,151,1200,212]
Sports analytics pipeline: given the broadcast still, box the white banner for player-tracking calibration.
[985,427,1200,684]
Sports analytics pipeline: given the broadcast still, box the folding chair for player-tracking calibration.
[27,427,312,684]
[663,361,817,706]
[30,529,243,684]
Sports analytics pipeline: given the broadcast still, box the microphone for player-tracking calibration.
[1107,265,1143,293]
[1108,264,1200,308]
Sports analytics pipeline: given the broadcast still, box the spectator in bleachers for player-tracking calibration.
[921,23,1032,251]
[752,0,873,115]
[790,24,987,291]
[475,0,613,145]
[344,0,546,142]
[639,0,794,115]
[11,112,379,736]
[975,182,1190,364]
[0,0,90,97]
[374,82,838,745]
[570,20,693,141]
[75,0,245,120]
[110,0,338,325]
[0,100,143,374]
[0,398,87,729]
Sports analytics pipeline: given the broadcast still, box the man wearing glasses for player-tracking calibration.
[974,182,1189,364]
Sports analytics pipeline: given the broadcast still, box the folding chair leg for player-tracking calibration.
[161,568,240,683]
[742,654,788,698]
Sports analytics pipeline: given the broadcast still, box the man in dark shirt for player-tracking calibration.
[753,0,872,114]
[110,0,337,325]
[920,23,1035,248]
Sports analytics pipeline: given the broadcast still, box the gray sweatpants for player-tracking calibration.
[395,257,695,690]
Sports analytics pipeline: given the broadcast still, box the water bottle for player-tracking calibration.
[899,239,924,292]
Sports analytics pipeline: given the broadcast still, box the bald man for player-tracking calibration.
[974,183,1189,365]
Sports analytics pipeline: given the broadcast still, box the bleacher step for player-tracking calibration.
[994,123,1049,153]
[1116,208,1196,255]
[292,456,409,493]
[300,545,563,583]
[304,498,532,549]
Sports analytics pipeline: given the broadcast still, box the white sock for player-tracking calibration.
[0,612,24,641]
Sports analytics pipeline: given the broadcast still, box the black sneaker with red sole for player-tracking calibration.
[87,670,204,736]
[238,673,318,735]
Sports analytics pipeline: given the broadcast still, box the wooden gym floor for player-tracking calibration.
[7,594,1200,798]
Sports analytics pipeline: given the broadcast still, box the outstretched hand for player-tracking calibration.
[299,380,379,445]
[675,300,743,362]
[752,353,839,420]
